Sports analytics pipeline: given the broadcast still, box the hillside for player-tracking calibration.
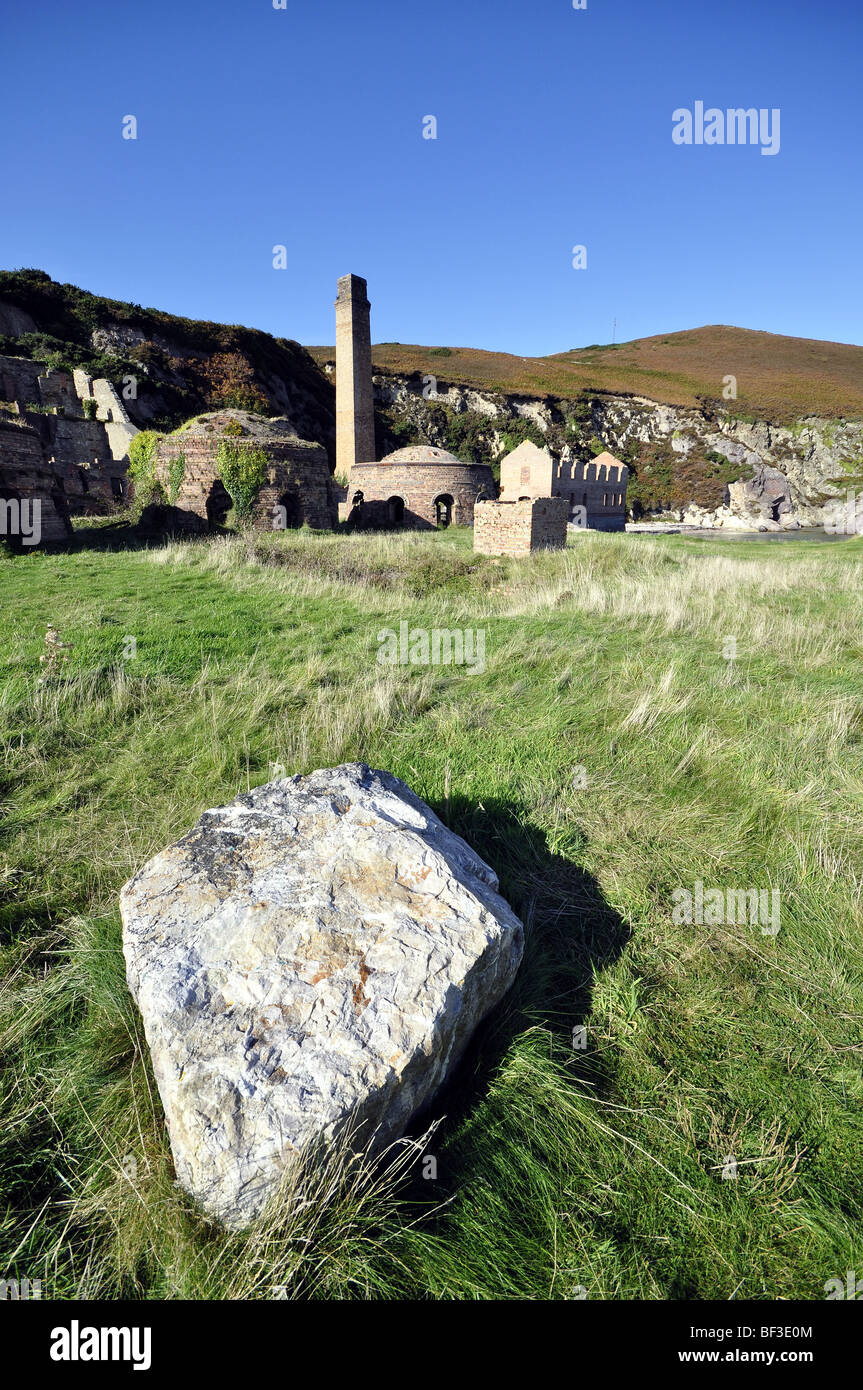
[2,271,861,521]
[0,269,335,455]
[309,325,863,426]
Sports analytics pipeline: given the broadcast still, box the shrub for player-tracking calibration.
[497,417,546,454]
[82,398,99,420]
[166,452,186,505]
[216,441,268,519]
[222,419,244,436]
[127,430,162,513]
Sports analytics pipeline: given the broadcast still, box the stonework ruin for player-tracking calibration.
[150,410,337,532]
[346,445,496,529]
[499,439,628,530]
[473,496,569,557]
[0,354,137,545]
[335,274,374,482]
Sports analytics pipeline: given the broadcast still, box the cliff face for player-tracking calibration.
[0,271,336,464]
[371,371,863,531]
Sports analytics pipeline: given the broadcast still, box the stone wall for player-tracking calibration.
[555,453,628,531]
[473,497,569,558]
[0,420,73,544]
[348,460,495,528]
[0,353,133,527]
[499,440,555,500]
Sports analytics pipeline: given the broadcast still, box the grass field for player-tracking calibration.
[1,524,861,1299]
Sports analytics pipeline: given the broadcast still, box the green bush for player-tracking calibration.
[497,417,546,454]
[166,452,186,505]
[82,398,99,420]
[216,441,268,519]
[127,430,162,514]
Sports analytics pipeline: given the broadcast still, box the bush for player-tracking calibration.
[127,430,162,514]
[166,452,186,505]
[497,418,546,454]
[82,398,99,420]
[216,441,268,519]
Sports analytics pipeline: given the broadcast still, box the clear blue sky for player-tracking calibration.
[3,0,861,353]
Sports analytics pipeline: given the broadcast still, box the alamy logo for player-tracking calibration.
[672,102,780,156]
[377,621,486,675]
[672,880,780,936]
[825,1271,863,1300]
[0,497,41,546]
[824,491,862,536]
[50,1320,151,1371]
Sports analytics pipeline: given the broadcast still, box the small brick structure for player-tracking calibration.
[347,445,495,529]
[473,497,569,558]
[151,411,337,531]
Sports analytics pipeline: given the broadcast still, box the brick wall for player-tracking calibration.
[153,429,336,530]
[348,460,495,528]
[473,497,568,557]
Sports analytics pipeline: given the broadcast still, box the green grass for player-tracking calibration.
[1,525,861,1299]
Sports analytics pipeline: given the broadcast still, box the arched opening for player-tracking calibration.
[770,500,782,522]
[387,495,405,526]
[275,490,302,529]
[206,478,233,528]
[434,494,454,528]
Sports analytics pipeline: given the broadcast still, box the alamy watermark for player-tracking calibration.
[672,102,780,156]
[824,491,862,536]
[0,497,41,546]
[377,621,486,675]
[0,1277,41,1300]
[672,879,780,936]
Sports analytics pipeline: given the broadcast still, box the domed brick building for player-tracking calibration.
[347,445,496,529]
[150,410,337,532]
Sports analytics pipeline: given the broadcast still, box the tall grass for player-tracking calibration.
[1,527,861,1298]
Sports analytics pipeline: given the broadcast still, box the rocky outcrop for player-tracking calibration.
[373,372,863,531]
[120,764,524,1228]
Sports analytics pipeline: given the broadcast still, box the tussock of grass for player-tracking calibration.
[1,527,861,1298]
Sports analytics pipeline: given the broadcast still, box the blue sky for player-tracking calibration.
[2,0,861,353]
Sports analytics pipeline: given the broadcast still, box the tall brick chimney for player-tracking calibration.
[335,274,374,481]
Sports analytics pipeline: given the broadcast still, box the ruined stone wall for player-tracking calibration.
[553,456,628,529]
[499,440,555,500]
[153,432,336,530]
[348,461,495,528]
[0,420,73,543]
[473,497,568,557]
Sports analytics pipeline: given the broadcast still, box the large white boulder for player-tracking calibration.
[120,764,523,1227]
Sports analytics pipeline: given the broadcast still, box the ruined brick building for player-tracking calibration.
[498,439,628,530]
[150,410,337,531]
[335,274,496,529]
[346,445,495,529]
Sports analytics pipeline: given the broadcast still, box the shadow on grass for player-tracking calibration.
[406,791,630,1153]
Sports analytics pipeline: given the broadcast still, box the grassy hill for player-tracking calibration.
[1,526,861,1298]
[310,325,863,425]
